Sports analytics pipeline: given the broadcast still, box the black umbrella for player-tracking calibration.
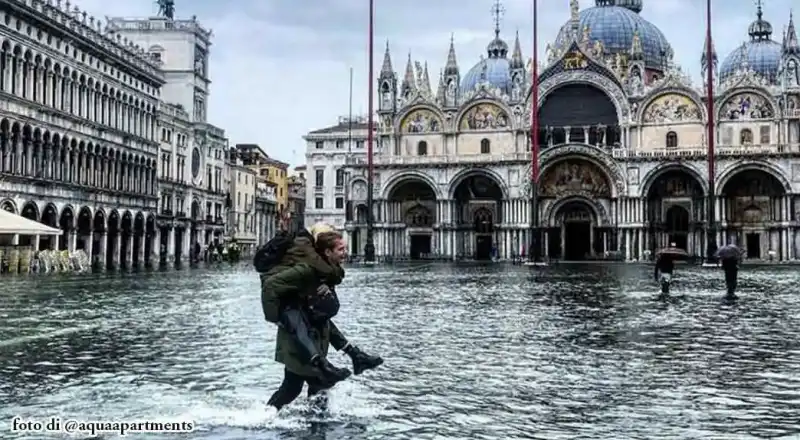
[657,247,689,258]
[716,244,744,260]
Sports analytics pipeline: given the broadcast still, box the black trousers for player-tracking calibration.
[268,368,330,410]
[724,267,738,295]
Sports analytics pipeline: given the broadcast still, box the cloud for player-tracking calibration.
[71,0,797,167]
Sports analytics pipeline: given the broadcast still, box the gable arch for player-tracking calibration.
[382,171,442,200]
[638,162,709,198]
[447,167,509,199]
[715,160,791,196]
[716,87,779,121]
[539,144,625,197]
[530,70,630,123]
[395,104,445,133]
[638,89,706,123]
[455,99,514,131]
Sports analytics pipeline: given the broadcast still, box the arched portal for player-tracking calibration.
[120,212,133,268]
[539,84,620,147]
[0,199,16,214]
[18,202,39,246]
[645,168,705,253]
[133,213,145,267]
[190,200,201,261]
[106,210,119,269]
[76,207,92,252]
[386,176,438,259]
[452,172,504,260]
[553,200,596,260]
[540,158,613,259]
[92,209,106,264]
[40,203,58,250]
[58,206,74,251]
[720,168,786,259]
[145,214,156,267]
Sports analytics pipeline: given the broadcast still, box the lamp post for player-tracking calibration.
[528,0,541,264]
[704,0,717,264]
[364,0,376,262]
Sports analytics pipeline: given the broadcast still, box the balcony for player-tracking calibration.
[215,216,224,225]
[612,143,800,159]
[176,211,187,219]
[159,208,174,218]
[345,153,529,167]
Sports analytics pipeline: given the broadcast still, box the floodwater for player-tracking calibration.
[0,263,799,439]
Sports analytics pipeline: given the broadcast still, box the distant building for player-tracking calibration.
[255,180,278,245]
[235,144,290,214]
[227,149,257,255]
[287,173,306,234]
[302,116,369,254]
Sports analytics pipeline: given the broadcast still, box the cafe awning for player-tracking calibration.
[0,209,61,236]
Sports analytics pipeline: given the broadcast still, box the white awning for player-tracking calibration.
[0,209,62,236]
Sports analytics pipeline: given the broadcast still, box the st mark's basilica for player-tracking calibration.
[343,0,800,261]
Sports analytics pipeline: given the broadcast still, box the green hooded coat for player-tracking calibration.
[260,236,348,377]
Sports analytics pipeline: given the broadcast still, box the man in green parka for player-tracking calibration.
[261,225,383,411]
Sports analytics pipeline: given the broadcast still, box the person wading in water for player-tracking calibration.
[654,243,678,294]
[257,225,382,411]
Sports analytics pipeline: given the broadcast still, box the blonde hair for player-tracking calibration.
[307,222,335,241]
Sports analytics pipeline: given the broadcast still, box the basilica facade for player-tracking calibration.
[343,0,800,261]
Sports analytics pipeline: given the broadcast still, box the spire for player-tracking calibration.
[510,30,524,68]
[380,40,393,75]
[749,0,773,41]
[421,62,432,95]
[445,34,459,75]
[491,0,504,39]
[701,31,717,66]
[401,53,417,94]
[785,11,799,54]
[486,0,509,58]
[436,69,446,103]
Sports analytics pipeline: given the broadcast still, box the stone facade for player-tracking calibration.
[339,2,800,261]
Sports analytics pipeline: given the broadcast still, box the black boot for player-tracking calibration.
[344,345,383,375]
[280,309,352,384]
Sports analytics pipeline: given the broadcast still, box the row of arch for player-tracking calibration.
[0,199,157,235]
[0,39,158,140]
[0,118,158,195]
[394,82,776,134]
[377,155,792,201]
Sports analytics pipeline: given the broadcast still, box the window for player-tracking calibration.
[315,197,323,209]
[480,138,490,154]
[356,140,364,149]
[335,169,344,186]
[335,197,344,209]
[336,140,344,149]
[759,125,770,144]
[315,169,324,187]
[721,126,733,145]
[417,141,427,156]
[315,141,324,149]
[665,131,678,148]
[740,128,753,145]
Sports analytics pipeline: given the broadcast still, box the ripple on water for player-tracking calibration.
[0,263,799,439]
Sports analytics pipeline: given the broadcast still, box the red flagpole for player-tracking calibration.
[364,0,376,262]
[528,0,540,262]
[705,0,716,262]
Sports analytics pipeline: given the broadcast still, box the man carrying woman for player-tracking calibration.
[258,223,383,411]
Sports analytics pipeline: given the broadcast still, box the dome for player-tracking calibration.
[460,56,512,95]
[553,4,670,70]
[719,9,780,84]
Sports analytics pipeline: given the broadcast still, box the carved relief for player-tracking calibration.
[721,93,774,120]
[792,163,800,182]
[540,160,611,197]
[401,108,441,133]
[351,181,367,201]
[627,167,639,185]
[459,103,509,130]
[730,200,768,224]
[405,203,433,227]
[642,94,701,123]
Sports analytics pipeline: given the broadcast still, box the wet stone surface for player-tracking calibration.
[0,263,799,439]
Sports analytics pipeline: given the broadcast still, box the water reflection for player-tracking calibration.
[0,263,798,439]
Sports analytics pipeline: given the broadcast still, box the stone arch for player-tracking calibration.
[396,105,444,133]
[41,203,58,227]
[20,201,39,221]
[639,163,708,198]
[77,206,92,234]
[190,199,202,220]
[447,168,509,199]
[716,160,791,196]
[544,195,609,227]
[539,145,624,197]
[134,212,145,234]
[456,100,513,131]
[59,205,75,231]
[382,171,441,200]
[716,88,778,121]
[532,70,630,123]
[121,211,133,234]
[0,198,17,214]
[92,208,106,233]
[638,90,705,124]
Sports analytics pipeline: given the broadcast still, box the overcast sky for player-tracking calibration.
[74,0,794,167]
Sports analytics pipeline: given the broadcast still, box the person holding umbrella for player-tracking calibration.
[716,242,744,298]
[655,242,688,294]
